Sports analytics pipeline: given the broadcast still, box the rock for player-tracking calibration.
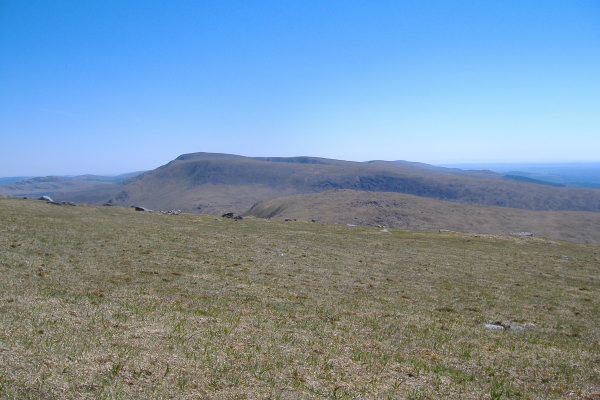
[484,323,505,330]
[484,321,534,331]
[39,195,54,202]
[221,212,242,219]
[509,325,525,331]
[61,201,76,206]
[380,229,389,233]
[160,209,181,215]
[134,206,152,212]
[311,219,321,223]
[511,232,534,237]
[511,323,536,331]
[439,229,453,233]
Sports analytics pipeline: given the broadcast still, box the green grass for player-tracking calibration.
[0,197,598,399]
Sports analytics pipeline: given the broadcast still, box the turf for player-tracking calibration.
[0,197,598,399]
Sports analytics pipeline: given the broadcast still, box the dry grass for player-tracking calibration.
[247,189,600,244]
[0,197,599,399]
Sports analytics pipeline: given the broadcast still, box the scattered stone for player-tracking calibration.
[220,212,243,220]
[284,218,297,222]
[509,325,525,331]
[484,323,505,330]
[483,322,535,331]
[37,195,76,206]
[376,225,385,228]
[160,209,181,215]
[511,232,534,237]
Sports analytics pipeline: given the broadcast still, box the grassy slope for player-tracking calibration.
[0,197,599,399]
[246,189,600,244]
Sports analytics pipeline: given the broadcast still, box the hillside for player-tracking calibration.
[97,152,600,214]
[246,189,600,244]
[0,197,598,399]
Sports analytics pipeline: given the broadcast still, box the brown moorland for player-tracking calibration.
[246,189,600,244]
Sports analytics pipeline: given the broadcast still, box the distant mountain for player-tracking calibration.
[246,189,600,243]
[0,177,31,185]
[71,171,145,183]
[94,152,600,214]
[0,172,143,199]
[369,160,503,179]
[444,162,600,188]
[502,174,566,187]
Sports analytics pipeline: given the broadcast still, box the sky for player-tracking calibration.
[1,0,599,176]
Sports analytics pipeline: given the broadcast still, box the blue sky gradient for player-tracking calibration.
[1,0,599,175]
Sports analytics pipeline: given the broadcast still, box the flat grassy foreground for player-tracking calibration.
[0,198,598,399]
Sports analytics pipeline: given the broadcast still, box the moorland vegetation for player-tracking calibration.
[1,197,598,399]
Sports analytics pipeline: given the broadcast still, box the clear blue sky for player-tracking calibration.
[1,0,599,175]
